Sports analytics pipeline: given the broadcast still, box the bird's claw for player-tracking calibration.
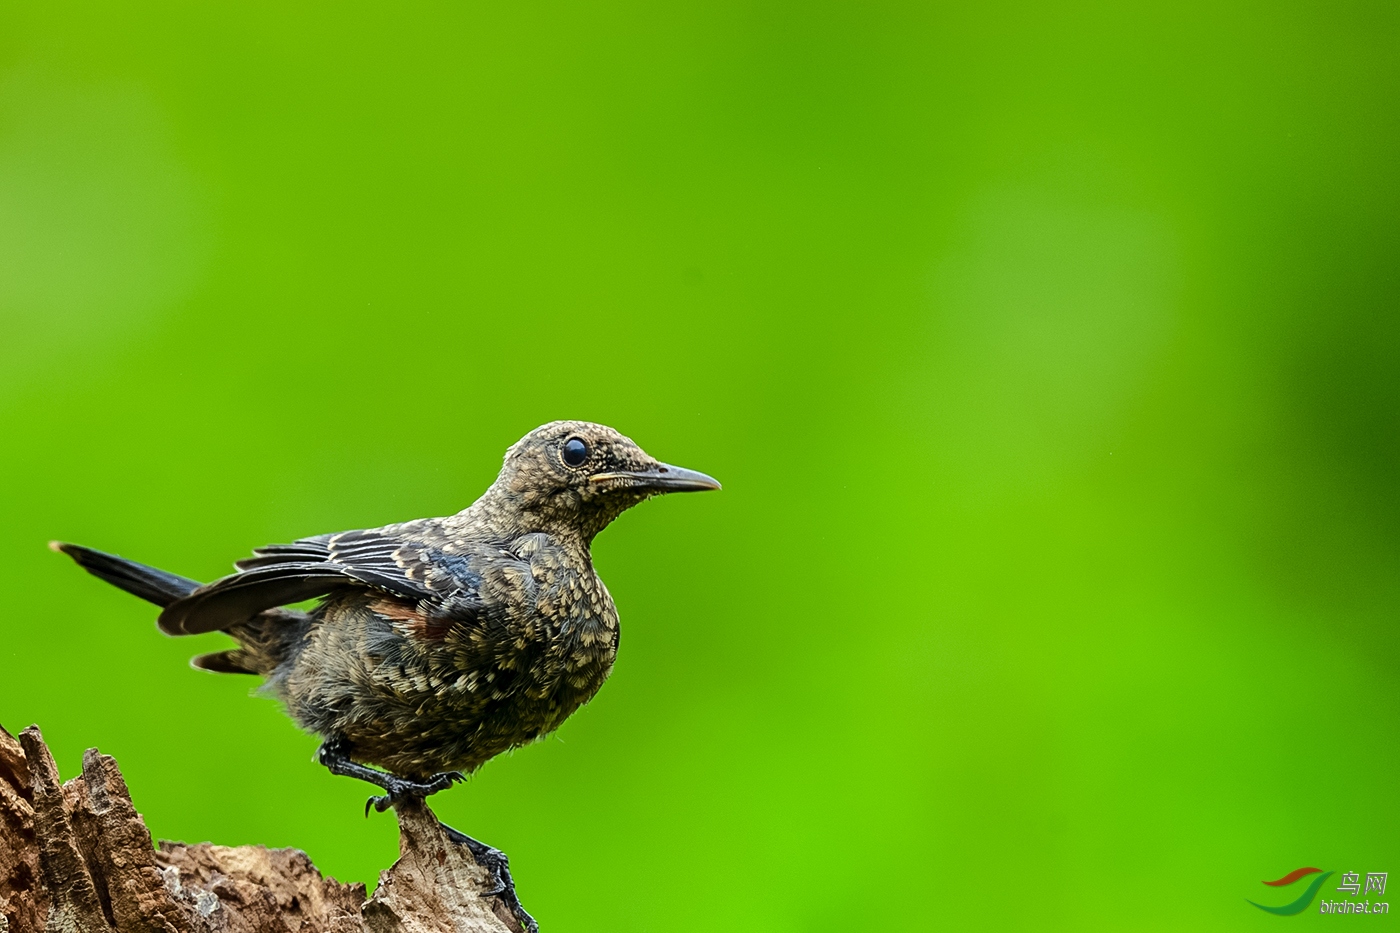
[432,770,467,791]
[441,824,538,933]
[362,770,467,817]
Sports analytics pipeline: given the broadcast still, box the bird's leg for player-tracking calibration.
[440,821,538,933]
[315,737,465,815]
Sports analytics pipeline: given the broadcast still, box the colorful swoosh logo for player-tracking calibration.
[1263,867,1323,887]
[1249,867,1334,915]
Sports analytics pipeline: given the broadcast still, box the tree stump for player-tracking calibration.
[0,724,524,933]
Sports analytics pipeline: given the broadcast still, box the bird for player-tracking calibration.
[51,420,720,932]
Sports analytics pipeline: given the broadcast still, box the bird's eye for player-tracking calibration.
[562,437,589,467]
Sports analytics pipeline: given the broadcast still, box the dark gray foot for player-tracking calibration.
[442,823,538,933]
[363,770,466,815]
[315,737,464,815]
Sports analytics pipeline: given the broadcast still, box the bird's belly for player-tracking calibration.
[344,675,609,778]
[331,635,616,779]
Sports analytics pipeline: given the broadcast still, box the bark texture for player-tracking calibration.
[0,725,518,933]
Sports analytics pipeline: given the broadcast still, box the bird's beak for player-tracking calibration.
[590,463,722,493]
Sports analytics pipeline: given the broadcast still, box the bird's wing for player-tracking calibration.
[157,526,483,636]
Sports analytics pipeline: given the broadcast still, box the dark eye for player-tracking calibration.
[562,437,589,467]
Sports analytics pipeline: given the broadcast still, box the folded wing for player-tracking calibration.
[157,527,470,635]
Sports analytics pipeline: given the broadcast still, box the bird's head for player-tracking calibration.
[485,420,720,541]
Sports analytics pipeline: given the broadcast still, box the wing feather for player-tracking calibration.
[158,526,478,635]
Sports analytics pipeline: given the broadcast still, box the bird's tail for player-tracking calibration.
[51,541,295,676]
[50,541,201,608]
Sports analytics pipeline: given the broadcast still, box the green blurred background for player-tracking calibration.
[2,1,1396,929]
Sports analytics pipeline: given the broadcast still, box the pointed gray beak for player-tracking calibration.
[590,463,722,493]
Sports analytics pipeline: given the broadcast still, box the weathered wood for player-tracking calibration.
[0,726,519,933]
[19,727,109,933]
[364,801,521,933]
[0,726,42,933]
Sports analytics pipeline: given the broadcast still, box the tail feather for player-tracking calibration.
[51,541,201,609]
[191,650,258,674]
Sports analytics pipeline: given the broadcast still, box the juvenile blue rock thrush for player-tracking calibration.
[52,420,721,932]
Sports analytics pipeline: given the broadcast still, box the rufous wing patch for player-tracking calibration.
[370,597,454,641]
